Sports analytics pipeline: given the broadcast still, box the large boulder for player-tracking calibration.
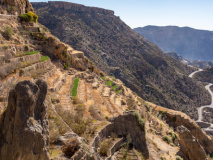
[177,125,207,160]
[0,80,49,160]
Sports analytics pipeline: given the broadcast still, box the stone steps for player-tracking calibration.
[58,75,74,110]
[77,79,86,102]
[49,74,67,92]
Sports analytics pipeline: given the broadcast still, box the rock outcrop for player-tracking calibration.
[92,111,149,159]
[0,0,33,14]
[153,105,213,155]
[177,125,207,160]
[0,80,49,160]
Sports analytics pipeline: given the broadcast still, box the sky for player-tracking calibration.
[30,0,213,31]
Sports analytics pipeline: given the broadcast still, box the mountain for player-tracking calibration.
[166,52,189,64]
[166,52,213,68]
[134,25,213,62]
[32,1,211,119]
[1,0,213,159]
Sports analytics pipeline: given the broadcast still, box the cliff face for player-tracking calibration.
[32,1,211,120]
[35,1,114,15]
[0,80,49,160]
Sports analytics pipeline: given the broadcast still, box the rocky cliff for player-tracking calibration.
[0,80,49,160]
[0,0,33,14]
[32,1,211,120]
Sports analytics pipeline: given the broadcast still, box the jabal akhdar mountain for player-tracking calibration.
[32,1,210,119]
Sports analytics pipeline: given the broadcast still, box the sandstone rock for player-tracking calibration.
[177,125,207,160]
[0,80,49,160]
[0,0,33,14]
[153,105,213,155]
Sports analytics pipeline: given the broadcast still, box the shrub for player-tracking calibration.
[71,78,79,97]
[106,81,112,86]
[2,26,13,40]
[40,56,49,62]
[99,139,112,157]
[133,111,145,132]
[62,138,81,158]
[162,136,171,144]
[116,89,122,94]
[19,12,38,23]
[111,85,118,91]
[64,63,69,70]
[26,51,39,55]
[101,76,105,80]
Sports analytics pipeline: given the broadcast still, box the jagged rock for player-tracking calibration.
[0,0,33,14]
[0,80,49,160]
[177,125,207,160]
[154,106,213,155]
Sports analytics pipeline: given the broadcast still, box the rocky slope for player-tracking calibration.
[31,1,211,119]
[134,25,213,62]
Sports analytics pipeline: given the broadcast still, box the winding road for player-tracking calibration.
[188,67,213,131]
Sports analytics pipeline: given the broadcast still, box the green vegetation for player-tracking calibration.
[101,76,105,80]
[162,136,171,144]
[116,89,122,94]
[26,51,39,55]
[19,12,38,23]
[106,81,112,86]
[72,78,80,97]
[133,111,145,132]
[40,56,49,62]
[64,63,69,70]
[2,26,13,40]
[99,139,113,157]
[111,85,118,91]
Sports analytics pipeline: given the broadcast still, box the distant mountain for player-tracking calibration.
[134,26,213,62]
[166,52,213,68]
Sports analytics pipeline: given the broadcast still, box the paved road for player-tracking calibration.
[188,68,203,78]
[197,83,213,122]
[189,68,213,131]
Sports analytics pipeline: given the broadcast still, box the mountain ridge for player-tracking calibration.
[134,25,213,62]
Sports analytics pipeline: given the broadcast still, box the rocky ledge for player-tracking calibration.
[32,1,114,15]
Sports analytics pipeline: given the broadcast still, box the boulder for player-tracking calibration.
[177,125,207,160]
[0,80,49,160]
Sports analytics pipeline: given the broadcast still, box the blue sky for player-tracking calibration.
[30,0,213,31]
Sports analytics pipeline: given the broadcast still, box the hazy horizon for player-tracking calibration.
[30,0,213,31]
